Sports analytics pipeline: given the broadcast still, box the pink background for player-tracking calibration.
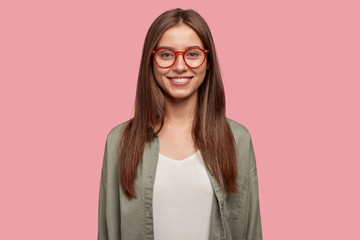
[1,0,359,239]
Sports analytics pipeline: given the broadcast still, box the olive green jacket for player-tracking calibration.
[98,118,262,240]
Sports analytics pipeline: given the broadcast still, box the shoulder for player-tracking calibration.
[226,117,252,142]
[105,119,131,147]
[226,117,258,176]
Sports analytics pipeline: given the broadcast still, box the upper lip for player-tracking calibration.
[167,76,193,79]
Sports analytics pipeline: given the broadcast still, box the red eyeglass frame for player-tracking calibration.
[152,47,209,69]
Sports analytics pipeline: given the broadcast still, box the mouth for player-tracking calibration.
[167,76,193,86]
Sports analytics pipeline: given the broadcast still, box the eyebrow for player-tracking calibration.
[155,45,203,50]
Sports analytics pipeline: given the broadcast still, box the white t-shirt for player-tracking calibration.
[152,150,214,240]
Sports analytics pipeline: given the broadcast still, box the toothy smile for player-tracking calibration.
[167,76,193,83]
[167,76,193,86]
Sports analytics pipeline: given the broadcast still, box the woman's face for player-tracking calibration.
[153,23,208,101]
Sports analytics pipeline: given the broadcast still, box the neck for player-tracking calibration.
[163,91,198,126]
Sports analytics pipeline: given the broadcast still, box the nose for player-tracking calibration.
[172,53,188,72]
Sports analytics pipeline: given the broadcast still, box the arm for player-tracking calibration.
[244,137,263,240]
[98,140,109,240]
[97,125,123,240]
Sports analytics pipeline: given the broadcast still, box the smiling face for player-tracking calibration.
[152,23,208,101]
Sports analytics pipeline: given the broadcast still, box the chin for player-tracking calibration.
[166,91,196,100]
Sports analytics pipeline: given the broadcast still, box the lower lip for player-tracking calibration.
[168,77,193,86]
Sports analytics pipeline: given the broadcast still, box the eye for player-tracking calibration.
[158,50,174,59]
[186,49,201,58]
[161,53,171,57]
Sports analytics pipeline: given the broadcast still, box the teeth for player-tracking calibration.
[170,78,191,83]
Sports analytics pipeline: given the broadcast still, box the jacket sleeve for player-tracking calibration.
[98,140,109,240]
[244,137,263,240]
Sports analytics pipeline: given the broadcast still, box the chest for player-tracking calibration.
[152,152,214,239]
[156,126,197,160]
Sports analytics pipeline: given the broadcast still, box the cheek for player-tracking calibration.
[153,66,169,87]
[153,66,163,83]
[196,68,207,84]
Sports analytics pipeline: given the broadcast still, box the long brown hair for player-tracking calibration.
[119,8,237,199]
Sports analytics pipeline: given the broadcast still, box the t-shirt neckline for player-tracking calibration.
[158,149,200,163]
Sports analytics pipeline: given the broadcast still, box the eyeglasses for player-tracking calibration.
[152,47,209,69]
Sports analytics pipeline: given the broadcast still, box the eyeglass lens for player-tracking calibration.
[154,48,205,68]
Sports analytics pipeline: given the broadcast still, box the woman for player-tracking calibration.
[98,8,262,240]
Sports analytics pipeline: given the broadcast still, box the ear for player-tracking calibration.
[206,62,210,70]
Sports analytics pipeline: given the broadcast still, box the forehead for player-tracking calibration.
[156,24,204,49]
